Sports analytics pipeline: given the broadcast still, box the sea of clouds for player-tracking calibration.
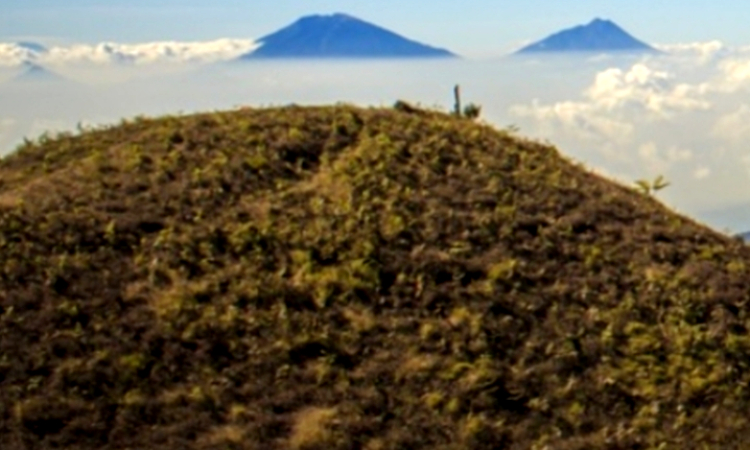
[0,39,258,66]
[0,38,749,233]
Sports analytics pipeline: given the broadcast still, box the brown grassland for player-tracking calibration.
[0,104,749,449]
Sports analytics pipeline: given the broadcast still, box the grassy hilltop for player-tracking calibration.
[0,104,750,449]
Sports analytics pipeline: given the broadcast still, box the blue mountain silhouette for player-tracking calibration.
[239,13,456,59]
[517,18,657,53]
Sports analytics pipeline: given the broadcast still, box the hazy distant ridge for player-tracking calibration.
[12,62,65,83]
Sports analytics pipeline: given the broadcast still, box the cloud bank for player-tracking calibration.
[507,42,750,231]
[0,39,257,66]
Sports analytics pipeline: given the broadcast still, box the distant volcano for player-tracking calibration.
[517,18,657,54]
[239,13,456,59]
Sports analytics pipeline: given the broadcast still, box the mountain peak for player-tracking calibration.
[313,12,354,20]
[517,18,657,54]
[239,13,456,59]
[296,12,353,23]
[585,18,627,33]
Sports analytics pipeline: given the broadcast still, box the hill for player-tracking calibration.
[1,104,750,449]
[239,13,456,59]
[740,231,750,242]
[517,18,657,54]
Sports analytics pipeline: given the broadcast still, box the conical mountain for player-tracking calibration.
[517,18,657,53]
[0,104,749,449]
[240,13,456,59]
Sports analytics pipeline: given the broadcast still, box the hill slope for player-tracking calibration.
[517,18,657,53]
[1,105,750,449]
[240,13,456,59]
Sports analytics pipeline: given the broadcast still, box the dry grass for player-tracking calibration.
[199,424,247,446]
[289,407,338,450]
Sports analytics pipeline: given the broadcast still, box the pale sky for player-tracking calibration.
[1,1,750,57]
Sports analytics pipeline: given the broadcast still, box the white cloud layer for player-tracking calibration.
[506,43,750,231]
[0,39,257,66]
[654,41,729,64]
[511,63,710,136]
